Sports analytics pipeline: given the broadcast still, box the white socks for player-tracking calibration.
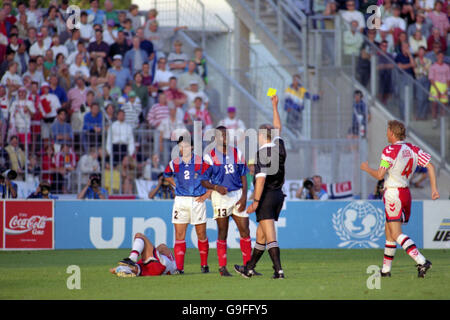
[396,234,426,265]
[129,238,145,262]
[382,241,396,273]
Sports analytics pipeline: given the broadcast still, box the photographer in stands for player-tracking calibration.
[77,173,108,199]
[296,175,329,200]
[0,169,18,199]
[28,181,57,199]
[148,173,175,200]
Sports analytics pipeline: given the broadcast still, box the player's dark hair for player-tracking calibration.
[177,135,193,147]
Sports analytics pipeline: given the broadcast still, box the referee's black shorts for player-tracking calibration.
[255,189,286,222]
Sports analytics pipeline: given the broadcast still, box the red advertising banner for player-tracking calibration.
[0,201,3,249]
[3,200,54,250]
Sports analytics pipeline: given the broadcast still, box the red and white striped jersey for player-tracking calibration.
[379,141,431,188]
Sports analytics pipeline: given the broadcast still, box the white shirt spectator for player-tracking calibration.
[29,42,49,57]
[153,69,174,91]
[158,116,188,140]
[340,10,365,30]
[121,98,142,129]
[78,154,100,174]
[23,70,45,86]
[69,63,90,79]
[80,23,95,41]
[103,29,118,46]
[0,95,9,119]
[51,44,69,59]
[418,0,435,10]
[383,16,407,31]
[106,120,135,156]
[1,71,23,87]
[10,98,35,133]
[184,89,209,108]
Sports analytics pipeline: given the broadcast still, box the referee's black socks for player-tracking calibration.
[246,242,266,270]
[267,241,282,273]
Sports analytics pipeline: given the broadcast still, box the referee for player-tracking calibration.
[235,95,286,279]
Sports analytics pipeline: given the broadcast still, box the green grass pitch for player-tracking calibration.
[1,249,449,300]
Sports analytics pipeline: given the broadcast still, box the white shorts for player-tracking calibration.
[158,252,177,275]
[172,196,207,225]
[211,189,248,219]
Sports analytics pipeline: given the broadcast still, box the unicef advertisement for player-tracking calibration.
[54,200,423,249]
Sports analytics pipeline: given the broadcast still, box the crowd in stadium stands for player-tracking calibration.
[0,0,249,198]
[304,0,450,128]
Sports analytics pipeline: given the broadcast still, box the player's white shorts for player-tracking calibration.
[211,188,248,219]
[156,251,177,275]
[172,196,207,225]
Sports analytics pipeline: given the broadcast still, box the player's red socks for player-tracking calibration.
[174,240,186,271]
[198,238,209,266]
[217,239,227,267]
[240,237,252,265]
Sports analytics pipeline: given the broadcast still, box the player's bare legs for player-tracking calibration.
[119,233,155,266]
[156,244,172,258]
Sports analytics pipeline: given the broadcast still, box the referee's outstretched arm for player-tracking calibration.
[271,95,281,134]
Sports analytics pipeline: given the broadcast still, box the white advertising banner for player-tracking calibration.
[423,200,450,249]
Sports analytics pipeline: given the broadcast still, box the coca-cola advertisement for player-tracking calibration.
[3,201,54,250]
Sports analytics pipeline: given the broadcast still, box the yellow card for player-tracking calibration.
[267,88,277,97]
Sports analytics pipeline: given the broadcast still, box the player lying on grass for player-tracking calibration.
[360,120,440,278]
[110,233,177,277]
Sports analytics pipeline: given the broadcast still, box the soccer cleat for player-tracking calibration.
[234,264,253,278]
[417,260,432,278]
[119,257,136,267]
[251,269,263,276]
[174,269,184,275]
[380,271,391,277]
[219,266,232,277]
[201,265,210,273]
[272,267,285,279]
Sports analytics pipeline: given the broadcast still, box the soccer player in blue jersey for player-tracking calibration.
[201,126,256,277]
[163,136,212,274]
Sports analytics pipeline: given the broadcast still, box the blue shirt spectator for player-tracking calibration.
[351,90,369,137]
[0,180,18,199]
[83,108,103,132]
[83,186,108,199]
[108,56,132,89]
[51,109,73,144]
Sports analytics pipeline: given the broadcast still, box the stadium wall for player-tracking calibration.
[3,200,449,250]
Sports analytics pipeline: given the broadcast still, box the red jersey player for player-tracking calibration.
[360,120,440,278]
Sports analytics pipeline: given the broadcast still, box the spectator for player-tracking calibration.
[28,180,57,199]
[5,135,25,177]
[368,179,384,199]
[183,80,209,109]
[106,72,122,100]
[89,56,108,84]
[104,0,119,26]
[119,154,136,194]
[67,39,89,68]
[48,73,68,107]
[153,57,174,91]
[106,109,135,165]
[39,82,61,142]
[42,49,55,79]
[123,36,148,75]
[121,91,142,129]
[107,30,131,66]
[157,103,187,165]
[193,47,207,85]
[414,46,432,120]
[26,153,40,182]
[411,166,428,188]
[164,76,187,109]
[284,74,315,134]
[427,27,447,52]
[127,4,142,31]
[343,20,364,58]
[349,90,370,138]
[0,169,18,198]
[183,96,212,133]
[375,24,395,54]
[426,1,449,37]
[14,42,29,76]
[96,83,114,110]
[167,40,188,75]
[143,153,165,181]
[108,54,132,90]
[54,142,76,193]
[82,102,102,152]
[407,10,431,40]
[178,60,205,91]
[51,108,73,147]
[148,172,175,199]
[425,41,450,63]
[428,51,450,128]
[384,4,407,37]
[377,40,395,103]
[143,19,187,57]
[103,103,116,131]
[67,76,88,130]
[147,92,170,129]
[79,11,94,42]
[86,0,106,26]
[409,30,427,55]
[340,0,365,31]
[132,72,149,113]
[51,34,68,59]
[357,29,378,87]
[296,175,329,200]
[65,29,81,55]
[78,147,100,184]
[103,19,118,46]
[395,42,416,119]
[394,31,408,56]
[77,173,108,199]
[88,29,109,61]
[69,53,90,81]
[9,86,35,145]
[217,106,246,146]
[136,26,154,58]
[322,1,338,29]
[1,61,22,94]
[29,32,49,58]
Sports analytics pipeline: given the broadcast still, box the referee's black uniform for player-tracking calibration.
[254,136,286,222]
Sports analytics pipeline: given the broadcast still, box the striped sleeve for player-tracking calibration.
[409,144,431,167]
[163,161,174,177]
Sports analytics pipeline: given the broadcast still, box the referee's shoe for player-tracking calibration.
[234,265,253,278]
[272,267,285,279]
